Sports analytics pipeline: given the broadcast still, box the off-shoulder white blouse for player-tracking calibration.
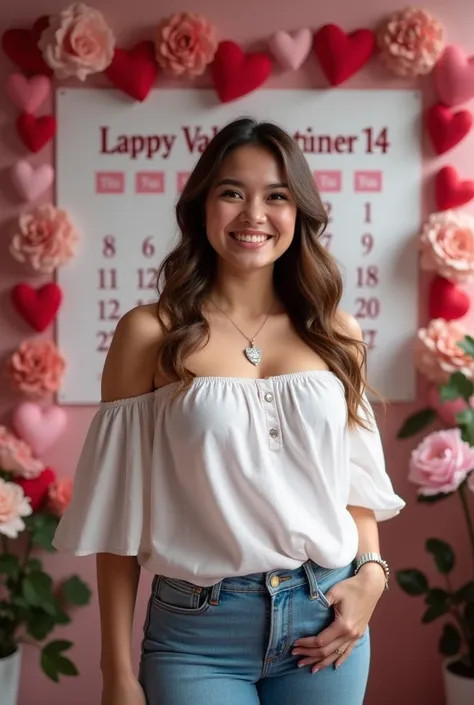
[53,371,405,586]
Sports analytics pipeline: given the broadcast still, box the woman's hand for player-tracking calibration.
[292,564,386,672]
[101,672,146,705]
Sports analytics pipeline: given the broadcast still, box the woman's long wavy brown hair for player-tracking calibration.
[156,117,372,429]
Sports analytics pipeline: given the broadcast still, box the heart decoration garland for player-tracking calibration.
[313,24,376,86]
[428,275,470,321]
[6,73,51,114]
[16,112,56,153]
[268,29,312,72]
[425,104,473,155]
[1,16,52,77]
[12,402,68,456]
[11,282,63,332]
[434,44,474,107]
[435,166,474,211]
[210,41,272,103]
[104,41,158,102]
[11,160,54,201]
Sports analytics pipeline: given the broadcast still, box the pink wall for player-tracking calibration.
[1,1,474,704]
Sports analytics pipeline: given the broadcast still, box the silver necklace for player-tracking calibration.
[210,300,272,366]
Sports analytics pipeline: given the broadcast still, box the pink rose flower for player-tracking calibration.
[155,12,217,78]
[39,2,115,80]
[420,210,474,283]
[414,319,474,384]
[48,478,73,517]
[6,339,66,398]
[377,8,445,77]
[409,428,474,495]
[10,203,78,275]
[0,477,32,539]
[0,425,44,479]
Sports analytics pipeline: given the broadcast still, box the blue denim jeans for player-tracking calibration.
[139,561,370,705]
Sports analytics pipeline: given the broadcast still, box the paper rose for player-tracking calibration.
[6,339,66,398]
[0,478,32,539]
[409,428,474,495]
[10,203,78,274]
[420,210,474,283]
[376,8,445,77]
[414,319,474,384]
[15,467,57,512]
[155,12,218,78]
[38,3,115,80]
[0,426,44,479]
[48,478,73,517]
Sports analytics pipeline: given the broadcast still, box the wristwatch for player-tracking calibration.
[354,552,390,590]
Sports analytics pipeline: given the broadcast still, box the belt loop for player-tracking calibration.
[303,561,319,600]
[209,580,223,606]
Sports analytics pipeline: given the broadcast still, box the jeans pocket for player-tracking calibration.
[315,564,354,609]
[152,576,211,615]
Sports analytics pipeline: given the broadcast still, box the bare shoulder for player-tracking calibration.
[101,304,163,402]
[334,309,363,341]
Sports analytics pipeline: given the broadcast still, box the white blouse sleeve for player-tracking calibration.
[53,393,155,556]
[347,397,405,521]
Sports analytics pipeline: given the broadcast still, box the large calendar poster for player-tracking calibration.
[55,88,421,404]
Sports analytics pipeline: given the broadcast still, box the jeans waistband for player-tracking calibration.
[208,561,352,606]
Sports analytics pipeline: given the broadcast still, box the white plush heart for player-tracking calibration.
[11,160,54,202]
[12,402,67,456]
[268,29,312,71]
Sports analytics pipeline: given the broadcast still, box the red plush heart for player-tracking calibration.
[435,165,474,211]
[11,283,62,332]
[210,41,272,103]
[104,41,158,102]
[426,104,473,155]
[1,16,52,77]
[313,24,375,86]
[429,276,470,321]
[14,467,56,512]
[16,112,56,153]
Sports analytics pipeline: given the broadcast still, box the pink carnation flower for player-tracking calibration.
[48,478,73,517]
[414,319,474,384]
[0,478,32,539]
[409,428,474,495]
[420,210,474,283]
[0,425,44,479]
[155,12,217,78]
[6,339,66,398]
[10,203,78,275]
[377,8,445,77]
[39,2,115,80]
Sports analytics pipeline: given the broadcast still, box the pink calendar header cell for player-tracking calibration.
[95,171,125,194]
[313,170,342,193]
[136,172,165,194]
[354,171,383,192]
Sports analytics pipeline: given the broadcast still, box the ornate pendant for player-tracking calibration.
[244,343,262,366]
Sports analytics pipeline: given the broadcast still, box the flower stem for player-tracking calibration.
[458,482,474,576]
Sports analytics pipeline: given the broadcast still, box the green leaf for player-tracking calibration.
[26,513,60,553]
[0,554,20,580]
[26,558,43,573]
[426,538,455,574]
[458,335,474,359]
[453,581,474,605]
[40,640,73,682]
[21,571,55,613]
[440,371,474,402]
[397,409,437,438]
[43,639,73,656]
[439,623,462,656]
[422,602,449,623]
[61,576,91,607]
[459,422,474,447]
[395,569,429,595]
[27,611,57,641]
[55,656,78,677]
[425,588,450,609]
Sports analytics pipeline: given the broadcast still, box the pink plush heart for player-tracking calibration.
[6,73,51,114]
[11,160,54,201]
[428,385,474,426]
[268,29,312,71]
[12,402,67,456]
[434,44,474,107]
